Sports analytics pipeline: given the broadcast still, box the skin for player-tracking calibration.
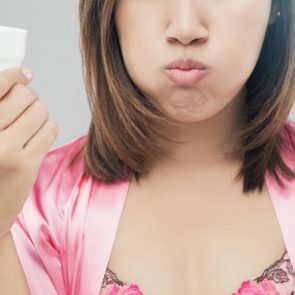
[114,0,279,170]
[109,2,286,294]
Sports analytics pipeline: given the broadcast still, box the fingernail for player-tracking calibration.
[21,67,33,81]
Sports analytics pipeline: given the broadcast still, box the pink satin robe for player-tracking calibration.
[10,121,295,294]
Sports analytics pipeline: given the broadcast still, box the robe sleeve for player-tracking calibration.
[10,134,87,295]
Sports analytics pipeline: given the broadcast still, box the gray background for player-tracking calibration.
[1,1,294,148]
[0,0,90,148]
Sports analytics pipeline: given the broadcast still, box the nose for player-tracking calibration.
[165,2,208,46]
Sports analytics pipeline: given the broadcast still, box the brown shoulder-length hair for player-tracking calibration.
[73,0,295,195]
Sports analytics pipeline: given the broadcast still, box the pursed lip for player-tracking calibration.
[165,68,208,86]
[166,58,206,70]
[164,58,208,86]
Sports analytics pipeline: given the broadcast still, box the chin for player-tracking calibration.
[161,99,208,121]
[164,108,210,123]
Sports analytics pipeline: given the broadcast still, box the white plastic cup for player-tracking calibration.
[0,26,27,71]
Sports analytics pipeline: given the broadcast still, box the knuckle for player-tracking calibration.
[23,86,37,99]
[47,121,59,133]
[13,83,26,93]
[0,76,10,91]
[35,100,49,118]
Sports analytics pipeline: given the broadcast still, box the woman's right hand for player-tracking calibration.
[0,67,58,240]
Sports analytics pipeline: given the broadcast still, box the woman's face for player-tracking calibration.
[114,0,277,123]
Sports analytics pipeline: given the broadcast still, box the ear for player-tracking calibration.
[268,4,279,25]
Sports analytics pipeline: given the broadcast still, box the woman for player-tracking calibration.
[5,0,295,294]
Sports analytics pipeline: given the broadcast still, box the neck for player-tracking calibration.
[150,88,247,174]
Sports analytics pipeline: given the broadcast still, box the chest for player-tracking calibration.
[105,179,286,295]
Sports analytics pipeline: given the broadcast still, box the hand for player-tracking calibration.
[0,67,58,239]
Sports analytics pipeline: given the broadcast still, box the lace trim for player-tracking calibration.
[101,268,126,287]
[101,250,295,289]
[253,250,295,284]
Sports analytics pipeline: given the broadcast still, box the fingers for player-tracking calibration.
[0,67,32,99]
[23,120,59,167]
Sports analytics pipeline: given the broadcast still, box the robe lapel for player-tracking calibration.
[84,177,130,294]
[265,167,295,273]
[62,173,130,295]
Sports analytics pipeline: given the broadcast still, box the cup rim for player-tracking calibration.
[0,26,27,34]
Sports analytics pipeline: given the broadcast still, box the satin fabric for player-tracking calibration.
[10,121,295,295]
